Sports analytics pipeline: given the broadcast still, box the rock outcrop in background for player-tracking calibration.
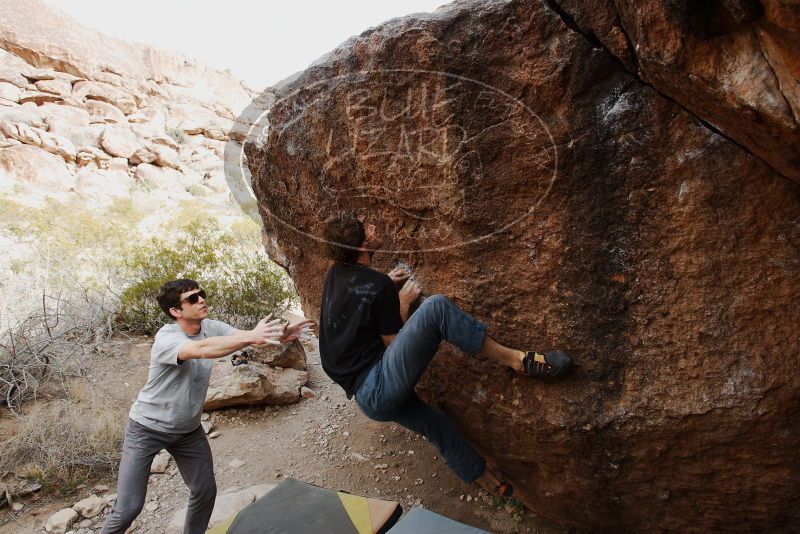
[0,0,254,205]
[247,0,800,531]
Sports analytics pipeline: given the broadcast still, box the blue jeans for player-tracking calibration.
[355,294,488,482]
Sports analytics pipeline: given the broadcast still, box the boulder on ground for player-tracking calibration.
[0,106,43,128]
[0,82,20,102]
[76,145,111,168]
[129,147,155,165]
[100,125,139,158]
[72,494,106,518]
[44,508,78,534]
[37,129,76,162]
[149,143,181,169]
[54,123,104,150]
[85,99,126,124]
[150,450,171,474]
[73,80,136,115]
[0,66,27,88]
[0,144,74,192]
[1,123,78,162]
[248,340,307,371]
[204,360,308,410]
[34,78,72,95]
[39,102,91,132]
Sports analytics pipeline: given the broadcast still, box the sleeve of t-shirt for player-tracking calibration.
[373,278,403,335]
[201,319,237,337]
[151,330,190,366]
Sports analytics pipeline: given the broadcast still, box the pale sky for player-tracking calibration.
[46,0,447,90]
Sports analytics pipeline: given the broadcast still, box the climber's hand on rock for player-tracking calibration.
[388,267,410,286]
[398,279,421,323]
[399,279,421,306]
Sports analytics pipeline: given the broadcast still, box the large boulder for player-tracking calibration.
[0,106,44,128]
[0,66,27,88]
[0,82,20,103]
[39,102,91,132]
[204,359,308,410]
[246,0,800,531]
[100,125,139,158]
[73,80,137,115]
[149,143,181,170]
[0,144,74,192]
[0,122,77,162]
[35,77,72,96]
[85,99,127,124]
[551,0,800,183]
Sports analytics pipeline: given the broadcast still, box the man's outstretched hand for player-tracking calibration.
[249,314,286,346]
[280,319,315,344]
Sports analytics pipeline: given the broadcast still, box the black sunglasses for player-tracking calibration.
[179,289,206,305]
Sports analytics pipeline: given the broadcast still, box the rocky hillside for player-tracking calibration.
[247,0,800,531]
[0,0,254,206]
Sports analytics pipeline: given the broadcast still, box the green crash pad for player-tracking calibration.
[208,478,402,534]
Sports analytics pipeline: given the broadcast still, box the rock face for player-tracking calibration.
[551,0,800,183]
[247,0,800,531]
[0,0,254,205]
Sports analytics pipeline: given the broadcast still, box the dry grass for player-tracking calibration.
[0,289,123,413]
[0,380,125,494]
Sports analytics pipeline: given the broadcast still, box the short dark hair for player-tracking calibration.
[156,279,199,320]
[322,215,365,264]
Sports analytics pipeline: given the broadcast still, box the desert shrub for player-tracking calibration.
[0,380,125,494]
[0,287,121,412]
[186,183,210,197]
[116,219,296,334]
[166,126,188,144]
[0,196,144,302]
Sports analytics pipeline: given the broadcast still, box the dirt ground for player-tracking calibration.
[0,330,567,534]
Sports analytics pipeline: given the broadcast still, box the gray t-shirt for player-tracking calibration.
[129,319,235,433]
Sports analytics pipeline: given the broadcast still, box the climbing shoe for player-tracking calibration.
[477,478,514,498]
[523,350,572,378]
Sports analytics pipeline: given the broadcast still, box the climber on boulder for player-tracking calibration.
[318,214,572,498]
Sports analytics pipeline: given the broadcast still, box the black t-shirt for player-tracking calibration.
[319,262,403,398]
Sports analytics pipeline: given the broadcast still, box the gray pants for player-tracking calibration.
[101,419,216,534]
